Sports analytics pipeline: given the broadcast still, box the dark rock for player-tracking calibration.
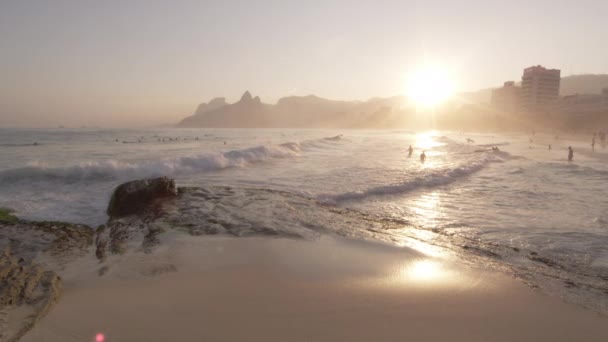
[107,177,177,218]
[98,265,109,276]
[95,236,108,261]
[0,248,62,341]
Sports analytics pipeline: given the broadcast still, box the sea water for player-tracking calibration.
[1,128,607,313]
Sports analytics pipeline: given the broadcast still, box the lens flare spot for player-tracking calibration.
[96,333,105,342]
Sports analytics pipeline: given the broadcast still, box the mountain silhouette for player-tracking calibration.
[177,92,407,128]
[177,74,608,128]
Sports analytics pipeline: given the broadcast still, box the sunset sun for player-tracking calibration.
[406,66,455,107]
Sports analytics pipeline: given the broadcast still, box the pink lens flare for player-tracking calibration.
[95,333,105,342]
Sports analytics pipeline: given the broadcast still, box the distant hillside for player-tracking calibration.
[177,91,409,128]
[560,74,608,95]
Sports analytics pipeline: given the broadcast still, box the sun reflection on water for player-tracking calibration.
[405,259,443,281]
[397,258,465,287]
[414,131,444,169]
[411,191,443,228]
[415,131,443,150]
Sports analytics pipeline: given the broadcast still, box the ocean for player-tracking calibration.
[1,128,607,314]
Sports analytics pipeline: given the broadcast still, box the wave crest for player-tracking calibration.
[318,152,506,204]
[0,135,343,185]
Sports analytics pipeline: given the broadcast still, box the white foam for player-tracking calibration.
[318,153,505,204]
[0,136,342,185]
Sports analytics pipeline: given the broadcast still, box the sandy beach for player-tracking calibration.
[22,235,608,342]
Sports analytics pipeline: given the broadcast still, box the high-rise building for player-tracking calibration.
[520,65,560,112]
[491,81,520,112]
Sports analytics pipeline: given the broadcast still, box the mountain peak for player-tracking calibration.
[240,91,253,102]
[208,97,226,106]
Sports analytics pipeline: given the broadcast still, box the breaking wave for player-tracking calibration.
[319,152,506,204]
[0,136,343,185]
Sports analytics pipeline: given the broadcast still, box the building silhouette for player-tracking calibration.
[521,65,561,112]
[491,81,520,112]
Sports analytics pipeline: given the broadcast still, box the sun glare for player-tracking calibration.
[406,66,454,107]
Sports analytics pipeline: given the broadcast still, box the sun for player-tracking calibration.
[406,66,455,107]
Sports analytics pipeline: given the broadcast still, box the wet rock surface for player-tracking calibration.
[0,248,62,342]
[0,208,93,340]
[107,177,177,218]
[0,216,91,341]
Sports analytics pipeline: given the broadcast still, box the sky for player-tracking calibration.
[1,0,607,128]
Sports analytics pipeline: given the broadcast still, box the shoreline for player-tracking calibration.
[2,173,608,340]
[23,236,608,342]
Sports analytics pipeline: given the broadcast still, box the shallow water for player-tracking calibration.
[1,128,607,313]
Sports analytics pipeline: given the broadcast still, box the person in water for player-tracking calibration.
[407,145,413,157]
[568,146,573,161]
[548,144,552,150]
[420,151,427,163]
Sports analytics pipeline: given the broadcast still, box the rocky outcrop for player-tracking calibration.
[0,215,93,341]
[107,177,177,218]
[0,248,62,342]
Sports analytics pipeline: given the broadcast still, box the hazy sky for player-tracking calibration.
[1,0,607,127]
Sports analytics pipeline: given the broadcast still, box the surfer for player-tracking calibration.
[407,145,413,157]
[568,146,573,161]
[548,144,552,150]
[420,151,427,163]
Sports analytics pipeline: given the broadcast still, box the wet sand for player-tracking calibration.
[23,236,608,342]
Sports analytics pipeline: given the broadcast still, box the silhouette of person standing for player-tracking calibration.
[420,151,427,163]
[568,146,573,161]
[408,145,413,157]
